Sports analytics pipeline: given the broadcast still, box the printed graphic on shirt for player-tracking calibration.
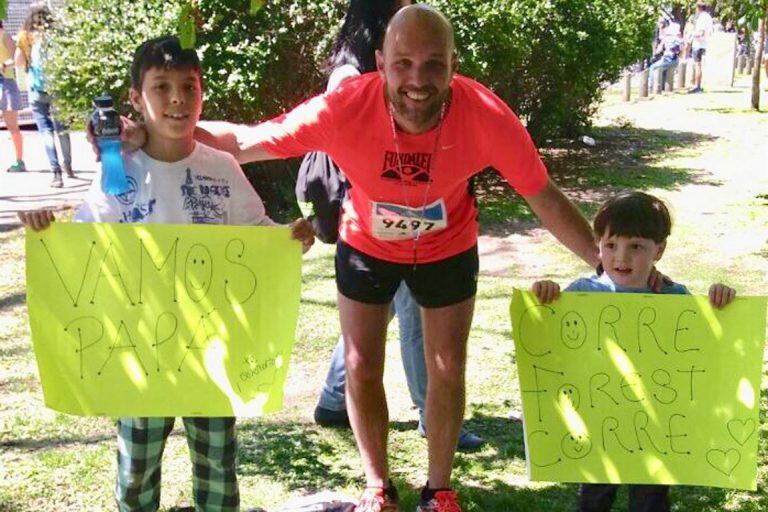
[180,168,232,224]
[116,176,157,223]
[381,151,432,184]
[371,198,447,240]
[116,176,138,206]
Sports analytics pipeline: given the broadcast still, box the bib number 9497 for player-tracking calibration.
[371,198,447,240]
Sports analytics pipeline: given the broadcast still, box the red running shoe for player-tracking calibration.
[354,483,400,512]
[417,489,461,512]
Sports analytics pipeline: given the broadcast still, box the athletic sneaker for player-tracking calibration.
[50,172,63,188]
[354,483,400,512]
[687,86,703,94]
[313,405,351,428]
[417,489,461,512]
[6,160,26,173]
[63,164,75,178]
[417,420,484,451]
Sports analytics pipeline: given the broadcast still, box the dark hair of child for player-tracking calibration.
[130,35,202,90]
[593,191,672,244]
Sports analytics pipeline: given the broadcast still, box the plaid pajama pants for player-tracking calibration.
[115,417,239,512]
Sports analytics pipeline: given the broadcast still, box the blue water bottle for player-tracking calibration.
[91,95,129,195]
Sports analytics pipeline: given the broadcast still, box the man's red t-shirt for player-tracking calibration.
[258,72,549,264]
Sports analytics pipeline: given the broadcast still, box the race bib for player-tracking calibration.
[371,199,447,240]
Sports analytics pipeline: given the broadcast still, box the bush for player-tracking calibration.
[47,0,343,124]
[47,0,659,217]
[432,0,659,138]
[47,0,344,220]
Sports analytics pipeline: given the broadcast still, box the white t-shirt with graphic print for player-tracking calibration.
[75,142,276,226]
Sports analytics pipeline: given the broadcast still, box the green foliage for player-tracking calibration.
[48,0,659,138]
[716,0,768,29]
[46,0,344,125]
[433,0,661,138]
[45,0,661,215]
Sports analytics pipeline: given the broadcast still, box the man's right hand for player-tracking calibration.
[18,210,56,232]
[87,116,146,161]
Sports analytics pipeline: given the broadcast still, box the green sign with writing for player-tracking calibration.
[26,223,302,417]
[511,289,766,490]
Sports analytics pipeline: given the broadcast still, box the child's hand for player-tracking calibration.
[87,116,146,161]
[647,266,672,292]
[120,116,148,153]
[531,280,561,304]
[289,218,315,254]
[18,210,56,231]
[708,283,736,309]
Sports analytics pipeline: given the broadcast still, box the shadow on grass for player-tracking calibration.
[477,126,720,237]
[237,420,357,492]
[692,106,765,114]
[233,389,768,510]
[0,223,22,233]
[0,432,113,450]
[0,292,26,312]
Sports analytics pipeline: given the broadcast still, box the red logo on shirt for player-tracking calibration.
[381,151,432,184]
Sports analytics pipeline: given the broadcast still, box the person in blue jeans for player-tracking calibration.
[15,3,73,188]
[311,0,483,453]
[531,191,736,512]
[648,20,682,93]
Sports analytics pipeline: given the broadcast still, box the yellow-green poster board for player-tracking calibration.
[510,289,766,490]
[26,223,302,417]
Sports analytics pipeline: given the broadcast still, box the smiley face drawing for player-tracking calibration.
[557,383,581,412]
[185,244,213,302]
[561,311,587,349]
[561,432,593,459]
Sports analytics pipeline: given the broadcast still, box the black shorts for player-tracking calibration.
[335,241,479,308]
[693,48,706,62]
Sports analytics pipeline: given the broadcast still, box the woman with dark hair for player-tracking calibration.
[15,2,73,187]
[308,2,483,511]
[0,19,26,173]
[326,1,402,74]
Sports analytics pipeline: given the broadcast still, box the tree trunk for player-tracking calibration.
[752,11,767,111]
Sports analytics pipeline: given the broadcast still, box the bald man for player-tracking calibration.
[163,5,599,511]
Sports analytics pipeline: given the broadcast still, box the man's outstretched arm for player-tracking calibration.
[196,121,279,164]
[524,179,600,268]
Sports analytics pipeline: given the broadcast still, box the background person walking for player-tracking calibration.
[15,2,73,188]
[0,20,26,173]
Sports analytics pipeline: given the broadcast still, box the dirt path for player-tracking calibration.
[478,77,768,295]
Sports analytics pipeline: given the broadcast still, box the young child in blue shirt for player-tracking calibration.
[530,191,736,512]
[20,35,314,512]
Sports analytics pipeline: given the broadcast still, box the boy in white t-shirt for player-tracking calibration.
[20,35,314,511]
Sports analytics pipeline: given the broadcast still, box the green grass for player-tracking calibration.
[2,84,768,511]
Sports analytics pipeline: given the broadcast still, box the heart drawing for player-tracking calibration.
[727,418,756,447]
[706,448,741,476]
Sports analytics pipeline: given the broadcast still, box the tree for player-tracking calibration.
[44,0,663,216]
[705,0,768,109]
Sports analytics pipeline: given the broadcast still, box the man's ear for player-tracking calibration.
[655,241,667,261]
[128,87,143,115]
[451,49,459,74]
[375,49,385,75]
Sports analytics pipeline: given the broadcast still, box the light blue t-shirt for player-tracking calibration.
[565,272,690,295]
[29,40,47,90]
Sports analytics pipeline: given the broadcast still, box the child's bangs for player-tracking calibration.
[603,212,666,243]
